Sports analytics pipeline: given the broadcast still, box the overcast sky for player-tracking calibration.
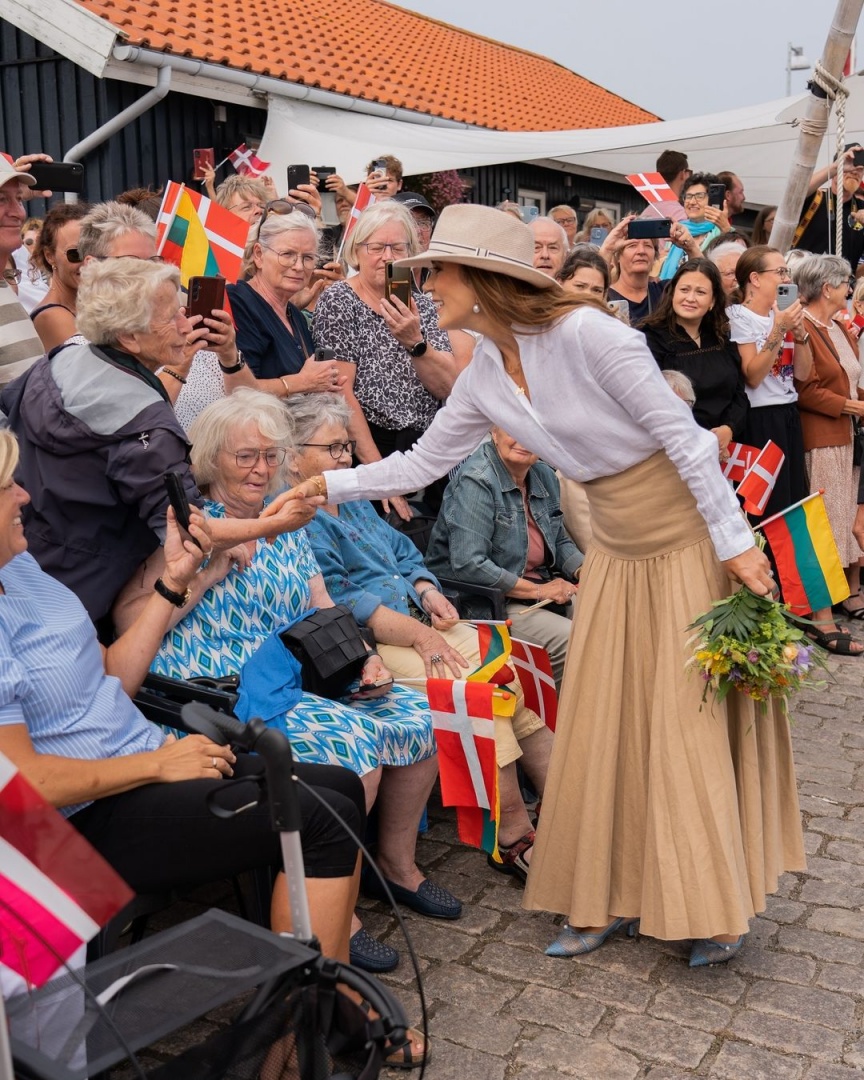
[392,1,848,120]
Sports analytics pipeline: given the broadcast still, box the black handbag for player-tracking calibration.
[279,605,370,699]
[854,419,864,468]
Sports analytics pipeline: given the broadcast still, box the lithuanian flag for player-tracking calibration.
[156,181,248,291]
[467,621,512,685]
[758,492,849,616]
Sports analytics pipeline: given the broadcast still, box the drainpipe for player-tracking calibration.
[62,65,172,202]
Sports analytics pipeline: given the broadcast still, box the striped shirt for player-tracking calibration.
[0,279,43,387]
[0,552,164,815]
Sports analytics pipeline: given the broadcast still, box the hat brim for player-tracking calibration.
[1,169,36,188]
[394,250,560,290]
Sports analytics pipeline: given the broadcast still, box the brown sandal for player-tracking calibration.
[384,1026,429,1070]
[488,829,535,883]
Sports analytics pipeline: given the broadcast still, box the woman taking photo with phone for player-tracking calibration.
[281,205,804,969]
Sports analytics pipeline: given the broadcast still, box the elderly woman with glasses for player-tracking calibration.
[726,245,813,523]
[113,388,456,980]
[226,204,343,400]
[312,202,459,488]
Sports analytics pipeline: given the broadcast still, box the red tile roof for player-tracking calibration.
[73,0,659,131]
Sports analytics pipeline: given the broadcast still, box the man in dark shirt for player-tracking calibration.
[795,144,864,273]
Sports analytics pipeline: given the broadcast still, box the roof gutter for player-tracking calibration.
[62,65,172,202]
[111,45,473,130]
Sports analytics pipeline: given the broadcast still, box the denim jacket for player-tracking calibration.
[425,440,582,612]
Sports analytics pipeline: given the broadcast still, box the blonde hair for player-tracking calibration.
[342,202,419,271]
[0,431,19,489]
[76,260,180,345]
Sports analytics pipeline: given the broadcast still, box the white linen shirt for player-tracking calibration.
[325,306,754,562]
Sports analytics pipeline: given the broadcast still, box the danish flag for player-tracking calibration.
[722,441,759,483]
[737,439,785,516]
[511,638,558,732]
[626,172,678,206]
[228,143,270,178]
[0,752,133,989]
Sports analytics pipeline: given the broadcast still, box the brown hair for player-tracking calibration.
[460,266,610,332]
[730,245,780,304]
[365,154,403,181]
[31,202,90,276]
[641,258,729,339]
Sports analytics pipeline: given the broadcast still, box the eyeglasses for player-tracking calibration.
[756,267,792,279]
[89,254,165,263]
[300,440,357,460]
[358,242,411,257]
[2,267,22,284]
[552,217,577,226]
[230,447,288,468]
[256,199,317,243]
[261,245,317,269]
[683,191,709,203]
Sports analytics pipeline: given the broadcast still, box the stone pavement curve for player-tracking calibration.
[112,645,864,1079]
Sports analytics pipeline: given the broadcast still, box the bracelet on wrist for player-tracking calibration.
[310,474,327,498]
[163,368,187,384]
[280,375,291,397]
[416,585,437,608]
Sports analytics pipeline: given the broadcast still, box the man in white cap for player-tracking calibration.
[0,154,44,386]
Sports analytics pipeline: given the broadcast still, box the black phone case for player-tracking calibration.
[163,472,197,542]
[287,166,311,190]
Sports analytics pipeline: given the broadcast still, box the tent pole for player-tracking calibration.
[768,0,864,254]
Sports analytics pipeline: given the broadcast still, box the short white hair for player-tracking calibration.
[77,201,155,259]
[708,243,744,264]
[662,369,696,407]
[343,201,419,270]
[75,259,180,345]
[530,217,568,249]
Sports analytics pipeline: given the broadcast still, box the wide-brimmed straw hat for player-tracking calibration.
[395,204,560,290]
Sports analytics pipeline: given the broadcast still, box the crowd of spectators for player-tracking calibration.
[3,134,864,1051]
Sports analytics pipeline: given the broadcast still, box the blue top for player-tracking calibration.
[425,440,583,610]
[226,279,315,380]
[0,553,164,814]
[303,501,439,624]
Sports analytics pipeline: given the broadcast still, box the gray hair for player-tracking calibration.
[708,242,745,265]
[792,253,852,303]
[189,388,294,495]
[343,201,419,270]
[530,217,568,249]
[75,259,180,345]
[284,392,352,463]
[215,174,269,210]
[77,201,156,259]
[662,369,696,407]
[243,210,320,278]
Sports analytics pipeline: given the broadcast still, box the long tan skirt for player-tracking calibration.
[523,452,805,940]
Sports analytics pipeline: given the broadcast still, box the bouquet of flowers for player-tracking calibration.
[687,587,827,711]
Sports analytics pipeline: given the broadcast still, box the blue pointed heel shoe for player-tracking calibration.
[688,935,745,967]
[545,917,639,957]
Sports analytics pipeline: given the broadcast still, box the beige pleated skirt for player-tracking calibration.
[523,452,805,940]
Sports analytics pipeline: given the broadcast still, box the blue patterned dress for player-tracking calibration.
[151,501,435,777]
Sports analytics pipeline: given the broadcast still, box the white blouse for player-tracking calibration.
[325,306,754,562]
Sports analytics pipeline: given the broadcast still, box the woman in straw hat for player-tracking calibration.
[272,204,804,968]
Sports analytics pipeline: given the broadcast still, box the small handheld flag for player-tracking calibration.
[756,491,850,616]
[0,753,133,989]
[511,638,558,731]
[737,439,785,516]
[722,441,759,483]
[156,182,248,294]
[626,172,678,206]
[467,621,512,685]
[336,183,376,261]
[228,143,271,178]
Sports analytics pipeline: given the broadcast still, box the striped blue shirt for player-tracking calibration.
[0,553,164,814]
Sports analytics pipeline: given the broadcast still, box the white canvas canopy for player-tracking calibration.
[258,77,864,207]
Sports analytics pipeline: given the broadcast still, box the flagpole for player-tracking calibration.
[455,618,513,627]
[0,994,14,1080]
[752,490,823,531]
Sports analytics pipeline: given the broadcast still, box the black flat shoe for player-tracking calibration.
[362,873,463,919]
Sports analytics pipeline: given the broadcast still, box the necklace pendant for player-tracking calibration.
[514,384,525,395]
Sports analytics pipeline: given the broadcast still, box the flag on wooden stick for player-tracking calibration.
[427,679,499,858]
[625,172,678,205]
[156,182,248,291]
[0,753,133,989]
[722,441,759,483]
[756,491,850,616]
[511,638,558,731]
[737,439,785,516]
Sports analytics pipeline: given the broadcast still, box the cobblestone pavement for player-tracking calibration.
[114,647,863,1078]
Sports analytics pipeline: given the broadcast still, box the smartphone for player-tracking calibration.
[286,164,311,192]
[312,166,336,184]
[163,472,202,547]
[589,226,608,245]
[627,218,672,239]
[27,161,85,194]
[385,262,413,307]
[608,299,629,319]
[187,276,226,322]
[314,347,336,362]
[852,148,864,167]
[350,678,394,700]
[192,148,214,181]
[372,158,388,173]
[708,183,726,209]
[776,283,799,310]
[522,206,539,224]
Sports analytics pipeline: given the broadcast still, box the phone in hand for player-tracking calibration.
[851,147,864,167]
[627,218,672,240]
[385,262,412,307]
[522,206,539,224]
[187,276,226,324]
[708,183,726,209]
[607,299,629,319]
[286,164,311,192]
[192,148,214,180]
[27,161,85,193]
[314,347,337,361]
[163,472,202,548]
[312,167,339,225]
[776,283,799,311]
[589,226,608,245]
[350,678,394,700]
